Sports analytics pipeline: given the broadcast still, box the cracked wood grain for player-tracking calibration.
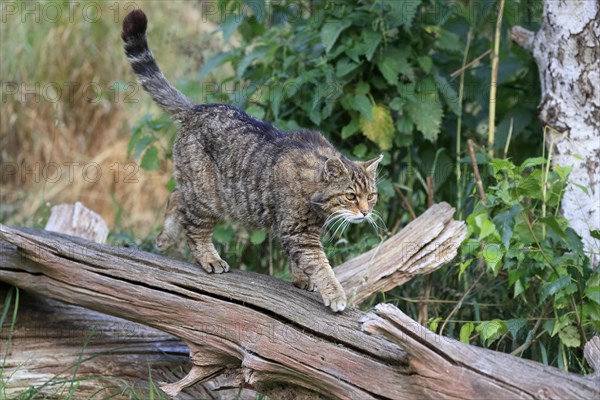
[2,203,595,399]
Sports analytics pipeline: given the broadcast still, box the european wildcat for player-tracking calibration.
[122,9,382,312]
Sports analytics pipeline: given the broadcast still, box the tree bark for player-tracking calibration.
[1,221,597,399]
[0,202,251,399]
[511,0,600,267]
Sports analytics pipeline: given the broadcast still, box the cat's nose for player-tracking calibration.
[360,210,369,216]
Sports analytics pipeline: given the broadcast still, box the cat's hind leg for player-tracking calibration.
[290,260,315,291]
[180,210,230,274]
[156,189,182,251]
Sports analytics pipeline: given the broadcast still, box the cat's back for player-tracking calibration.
[183,104,281,143]
[178,103,334,160]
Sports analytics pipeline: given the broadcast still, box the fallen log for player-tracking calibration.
[0,202,465,398]
[0,211,598,398]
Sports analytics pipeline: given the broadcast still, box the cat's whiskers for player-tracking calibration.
[366,210,386,234]
[331,213,355,240]
[323,210,347,230]
[366,216,378,233]
[375,172,388,185]
[370,210,387,229]
[323,210,350,239]
[326,211,354,241]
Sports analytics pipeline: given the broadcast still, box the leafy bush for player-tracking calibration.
[459,151,598,371]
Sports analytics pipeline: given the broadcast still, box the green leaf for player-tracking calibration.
[237,47,268,76]
[353,143,367,158]
[336,58,359,77]
[585,287,600,305]
[483,243,504,275]
[572,182,590,196]
[341,118,360,139]
[542,275,571,301]
[133,136,156,160]
[355,81,370,96]
[213,224,234,245]
[429,317,442,332]
[417,56,433,73]
[359,104,394,150]
[321,20,351,53]
[591,230,600,240]
[349,94,373,122]
[558,325,580,348]
[476,320,507,346]
[246,104,265,119]
[493,204,523,249]
[513,279,525,298]
[378,56,400,86]
[140,146,159,171]
[221,13,243,44]
[166,177,176,192]
[390,0,421,31]
[434,74,459,115]
[539,342,548,365]
[270,85,284,119]
[506,319,527,339]
[544,319,556,336]
[361,29,382,61]
[540,216,566,239]
[475,214,496,240]
[517,175,542,197]
[250,230,267,245]
[389,97,405,111]
[520,157,547,169]
[199,51,233,80]
[458,258,473,279]
[405,97,443,142]
[395,115,413,133]
[437,29,463,53]
[460,322,474,344]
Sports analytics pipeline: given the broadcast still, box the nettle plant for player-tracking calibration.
[460,152,599,371]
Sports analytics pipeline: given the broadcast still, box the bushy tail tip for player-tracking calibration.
[121,9,148,41]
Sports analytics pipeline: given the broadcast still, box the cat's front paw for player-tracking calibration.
[321,288,347,312]
[197,255,230,274]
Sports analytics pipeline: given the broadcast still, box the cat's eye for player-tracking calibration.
[368,193,377,201]
[345,193,356,201]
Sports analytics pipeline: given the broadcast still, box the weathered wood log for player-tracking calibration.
[44,201,109,244]
[336,203,466,305]
[0,202,250,399]
[0,285,220,399]
[1,221,598,399]
[0,202,465,398]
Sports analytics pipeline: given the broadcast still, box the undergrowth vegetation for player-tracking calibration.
[1,0,598,395]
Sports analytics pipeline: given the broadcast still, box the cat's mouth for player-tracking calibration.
[350,213,368,224]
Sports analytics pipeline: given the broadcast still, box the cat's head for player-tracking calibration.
[311,155,383,231]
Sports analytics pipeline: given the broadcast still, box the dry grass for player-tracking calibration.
[1,1,220,236]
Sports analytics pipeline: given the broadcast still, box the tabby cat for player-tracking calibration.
[122,9,382,312]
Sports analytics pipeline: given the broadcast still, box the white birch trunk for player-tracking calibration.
[511,0,600,267]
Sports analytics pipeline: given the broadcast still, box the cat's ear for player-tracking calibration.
[362,154,383,176]
[324,157,348,181]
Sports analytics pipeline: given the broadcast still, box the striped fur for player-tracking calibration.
[122,10,383,312]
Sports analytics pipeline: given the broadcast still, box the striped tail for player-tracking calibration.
[121,10,193,115]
